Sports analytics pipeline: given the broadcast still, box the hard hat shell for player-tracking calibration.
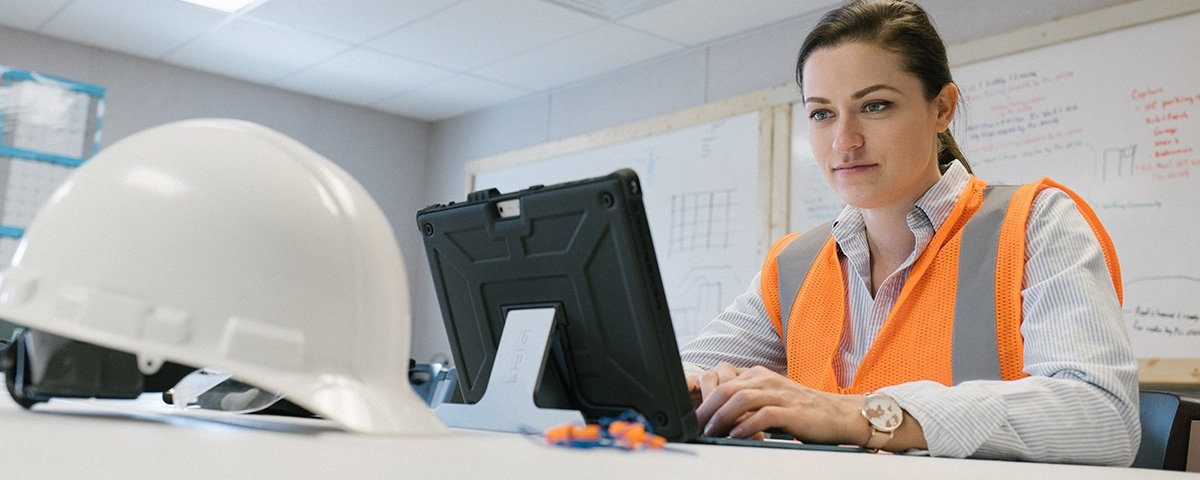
[0,119,445,434]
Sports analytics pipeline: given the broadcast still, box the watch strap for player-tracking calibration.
[860,392,902,452]
[864,427,893,451]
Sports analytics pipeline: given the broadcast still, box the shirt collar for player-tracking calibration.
[915,160,970,232]
[830,159,971,243]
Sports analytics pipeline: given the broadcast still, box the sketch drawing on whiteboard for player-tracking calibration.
[1102,145,1136,181]
[669,266,731,344]
[668,189,734,255]
[700,120,725,160]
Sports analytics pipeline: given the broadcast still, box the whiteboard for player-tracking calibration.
[472,112,764,347]
[789,103,844,233]
[790,13,1200,359]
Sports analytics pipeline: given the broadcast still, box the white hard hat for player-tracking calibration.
[0,119,445,435]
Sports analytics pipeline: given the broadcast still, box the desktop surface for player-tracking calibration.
[0,386,1181,480]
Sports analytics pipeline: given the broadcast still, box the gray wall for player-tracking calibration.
[0,25,435,358]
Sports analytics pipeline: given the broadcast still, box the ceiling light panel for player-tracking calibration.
[178,0,257,13]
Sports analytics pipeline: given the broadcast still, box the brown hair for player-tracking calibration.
[795,0,970,173]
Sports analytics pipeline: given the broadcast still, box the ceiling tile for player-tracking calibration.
[38,0,227,59]
[379,75,529,121]
[247,0,458,44]
[0,0,71,31]
[619,0,831,45]
[474,23,681,91]
[163,17,349,84]
[274,47,455,106]
[921,0,1128,44]
[367,0,603,71]
[4,0,1135,124]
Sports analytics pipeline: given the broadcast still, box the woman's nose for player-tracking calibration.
[832,116,864,153]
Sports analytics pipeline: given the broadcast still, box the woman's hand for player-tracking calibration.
[687,362,744,408]
[693,365,872,446]
[699,362,743,402]
[686,375,702,408]
[687,362,741,406]
[690,362,767,439]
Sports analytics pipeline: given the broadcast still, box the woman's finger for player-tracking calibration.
[702,387,778,436]
[698,362,741,402]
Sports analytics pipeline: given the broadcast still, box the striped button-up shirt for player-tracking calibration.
[680,161,1140,466]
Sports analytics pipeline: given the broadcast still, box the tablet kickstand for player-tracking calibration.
[434,307,584,433]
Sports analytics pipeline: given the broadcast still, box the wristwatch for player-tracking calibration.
[860,392,903,451]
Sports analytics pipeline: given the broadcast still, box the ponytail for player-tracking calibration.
[938,130,971,174]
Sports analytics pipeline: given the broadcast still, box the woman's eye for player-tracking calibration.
[809,110,832,121]
[863,101,890,113]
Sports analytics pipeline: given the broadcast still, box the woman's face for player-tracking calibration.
[801,41,956,211]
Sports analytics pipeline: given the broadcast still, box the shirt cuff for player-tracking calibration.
[877,381,1007,458]
[681,361,706,379]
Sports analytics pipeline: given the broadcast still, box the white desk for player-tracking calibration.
[0,392,1188,480]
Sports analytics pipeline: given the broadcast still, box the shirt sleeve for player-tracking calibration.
[878,188,1141,466]
[679,272,788,378]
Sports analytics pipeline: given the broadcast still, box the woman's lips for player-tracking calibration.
[833,163,877,173]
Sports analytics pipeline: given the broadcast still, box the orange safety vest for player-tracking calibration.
[761,176,1121,394]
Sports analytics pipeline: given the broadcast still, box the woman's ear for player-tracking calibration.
[934,83,959,132]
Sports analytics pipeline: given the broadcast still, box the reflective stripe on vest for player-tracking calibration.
[951,184,1018,382]
[776,185,1019,384]
[776,221,832,339]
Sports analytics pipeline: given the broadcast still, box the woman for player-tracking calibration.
[680,0,1140,466]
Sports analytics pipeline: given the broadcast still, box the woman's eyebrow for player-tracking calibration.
[804,84,903,104]
[852,84,903,98]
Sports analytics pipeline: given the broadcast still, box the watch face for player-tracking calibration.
[862,394,903,432]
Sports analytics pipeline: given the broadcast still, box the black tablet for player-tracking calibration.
[416,169,698,440]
